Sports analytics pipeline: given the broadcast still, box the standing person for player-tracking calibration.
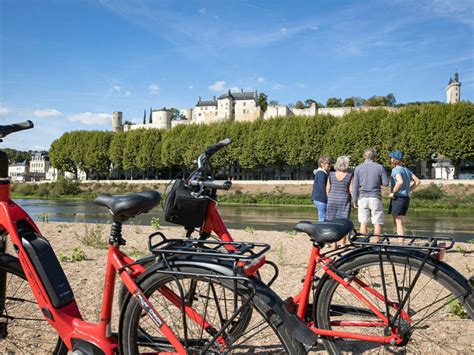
[326,155,353,248]
[352,148,389,237]
[311,156,331,222]
[388,150,421,236]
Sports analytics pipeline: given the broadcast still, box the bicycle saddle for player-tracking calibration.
[294,218,354,244]
[94,190,161,222]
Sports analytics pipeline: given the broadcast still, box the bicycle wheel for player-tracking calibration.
[0,255,66,354]
[315,251,474,353]
[121,265,304,354]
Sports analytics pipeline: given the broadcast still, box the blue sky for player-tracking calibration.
[1,0,473,150]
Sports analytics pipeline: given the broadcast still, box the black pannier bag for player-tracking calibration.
[164,179,209,228]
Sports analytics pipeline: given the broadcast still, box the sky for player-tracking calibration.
[0,0,473,151]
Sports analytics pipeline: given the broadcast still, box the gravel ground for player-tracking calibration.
[1,221,472,354]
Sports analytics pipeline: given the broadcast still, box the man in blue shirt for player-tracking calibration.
[312,156,331,222]
[388,150,421,236]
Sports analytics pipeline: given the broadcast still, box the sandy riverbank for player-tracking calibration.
[17,222,470,353]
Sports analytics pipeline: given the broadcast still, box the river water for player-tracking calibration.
[16,199,474,242]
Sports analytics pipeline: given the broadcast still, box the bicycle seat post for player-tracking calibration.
[109,221,126,246]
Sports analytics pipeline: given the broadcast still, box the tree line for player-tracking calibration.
[49,103,473,179]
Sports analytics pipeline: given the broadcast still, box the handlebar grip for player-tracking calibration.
[0,120,34,138]
[202,180,232,190]
[204,138,232,156]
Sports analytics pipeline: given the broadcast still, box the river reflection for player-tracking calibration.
[15,199,474,242]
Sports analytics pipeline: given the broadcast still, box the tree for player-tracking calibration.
[326,98,342,108]
[49,132,78,177]
[385,93,396,107]
[109,131,126,177]
[304,99,322,108]
[258,93,268,112]
[269,100,279,106]
[295,101,305,109]
[364,96,386,107]
[0,148,31,163]
[343,98,355,107]
[169,108,180,120]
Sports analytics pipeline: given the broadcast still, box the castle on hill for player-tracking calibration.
[112,72,461,132]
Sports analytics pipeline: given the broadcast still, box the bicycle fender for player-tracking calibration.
[313,247,472,309]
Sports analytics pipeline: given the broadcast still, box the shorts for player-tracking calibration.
[389,196,410,216]
[358,197,384,225]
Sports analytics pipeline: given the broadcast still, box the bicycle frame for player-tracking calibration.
[0,181,217,354]
[201,199,409,345]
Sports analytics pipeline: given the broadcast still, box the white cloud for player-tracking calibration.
[112,85,121,92]
[33,108,62,118]
[0,104,8,116]
[230,87,240,92]
[280,27,288,34]
[296,82,306,88]
[148,83,160,94]
[310,25,318,31]
[68,112,111,125]
[125,90,131,96]
[272,83,285,90]
[208,80,226,92]
[257,77,265,83]
[188,85,193,90]
[198,8,207,15]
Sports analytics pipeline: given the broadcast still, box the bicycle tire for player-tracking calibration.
[120,265,304,354]
[315,251,473,354]
[0,254,67,354]
[117,253,254,340]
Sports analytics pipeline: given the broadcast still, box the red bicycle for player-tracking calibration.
[0,123,311,354]
[161,138,474,353]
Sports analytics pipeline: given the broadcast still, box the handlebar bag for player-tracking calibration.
[164,179,208,228]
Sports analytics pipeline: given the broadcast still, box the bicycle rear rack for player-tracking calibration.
[349,232,455,251]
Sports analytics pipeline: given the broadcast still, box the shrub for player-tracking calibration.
[59,247,87,262]
[13,183,38,196]
[52,176,81,196]
[412,183,445,200]
[78,225,108,249]
[150,217,161,231]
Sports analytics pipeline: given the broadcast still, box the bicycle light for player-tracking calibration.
[432,242,447,261]
[243,255,266,275]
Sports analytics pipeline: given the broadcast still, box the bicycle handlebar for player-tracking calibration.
[0,121,34,139]
[204,138,232,156]
[188,179,232,190]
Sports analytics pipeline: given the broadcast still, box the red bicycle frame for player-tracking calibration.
[201,199,410,345]
[0,181,226,354]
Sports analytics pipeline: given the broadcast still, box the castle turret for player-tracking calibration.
[112,111,123,132]
[152,108,172,129]
[446,72,461,104]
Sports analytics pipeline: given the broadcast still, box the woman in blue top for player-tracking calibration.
[388,150,421,236]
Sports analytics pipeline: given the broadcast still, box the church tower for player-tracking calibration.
[446,72,461,104]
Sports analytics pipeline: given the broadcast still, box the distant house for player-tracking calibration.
[8,161,28,182]
[432,160,455,180]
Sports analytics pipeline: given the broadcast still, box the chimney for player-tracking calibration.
[149,107,152,124]
[213,96,216,101]
[198,96,201,102]
[241,88,244,93]
[143,109,146,124]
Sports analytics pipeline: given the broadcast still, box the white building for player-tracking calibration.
[8,161,28,182]
[29,152,50,175]
[446,72,461,104]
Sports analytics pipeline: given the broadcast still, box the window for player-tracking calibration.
[243,102,246,106]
